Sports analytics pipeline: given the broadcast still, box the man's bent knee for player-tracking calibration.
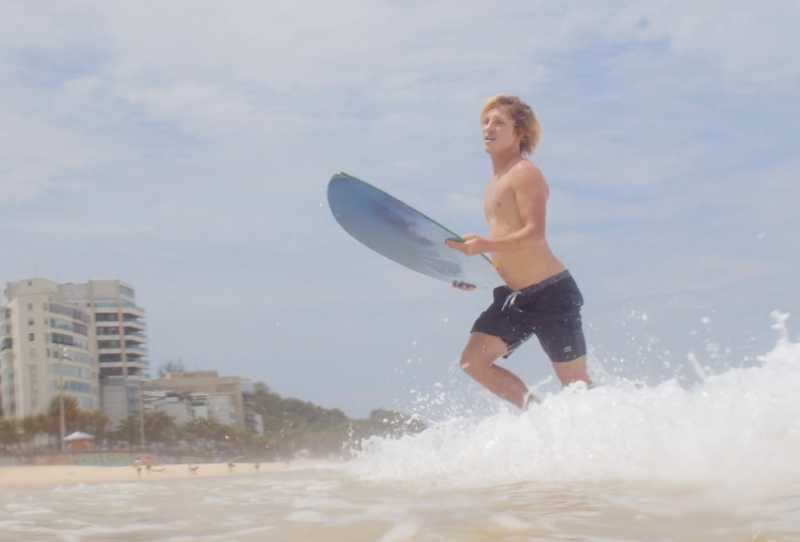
[459,352,500,378]
[459,355,481,376]
[459,333,507,377]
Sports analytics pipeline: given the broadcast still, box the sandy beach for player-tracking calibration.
[0,461,289,489]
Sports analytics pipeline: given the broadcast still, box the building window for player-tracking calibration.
[27,303,33,311]
[28,319,34,326]
[50,332,79,347]
[28,333,35,342]
[95,313,119,322]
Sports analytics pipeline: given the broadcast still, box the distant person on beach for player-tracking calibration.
[447,95,591,409]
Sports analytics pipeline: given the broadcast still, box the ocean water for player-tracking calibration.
[1,319,798,541]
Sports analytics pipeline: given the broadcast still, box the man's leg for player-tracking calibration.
[551,355,591,387]
[460,332,535,409]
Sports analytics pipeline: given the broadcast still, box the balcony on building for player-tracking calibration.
[98,362,147,377]
[121,319,145,331]
[93,300,146,317]
[123,326,147,338]
[124,345,148,356]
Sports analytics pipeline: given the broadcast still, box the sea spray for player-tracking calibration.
[349,317,800,498]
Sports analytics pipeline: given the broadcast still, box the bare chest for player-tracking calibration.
[483,177,518,224]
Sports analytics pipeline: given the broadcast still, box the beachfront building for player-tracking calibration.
[0,278,149,428]
[1,279,99,418]
[144,388,243,428]
[143,390,194,425]
[59,280,149,428]
[145,371,261,430]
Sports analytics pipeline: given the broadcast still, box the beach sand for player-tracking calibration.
[0,461,289,489]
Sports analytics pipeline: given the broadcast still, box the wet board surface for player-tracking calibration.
[327,172,499,289]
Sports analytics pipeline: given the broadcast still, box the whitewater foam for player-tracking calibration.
[350,315,800,500]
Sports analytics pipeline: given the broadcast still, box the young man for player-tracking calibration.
[446,95,590,409]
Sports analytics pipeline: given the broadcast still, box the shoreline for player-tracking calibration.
[0,461,289,489]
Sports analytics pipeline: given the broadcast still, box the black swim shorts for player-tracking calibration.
[471,270,586,362]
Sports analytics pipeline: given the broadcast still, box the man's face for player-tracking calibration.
[481,107,520,155]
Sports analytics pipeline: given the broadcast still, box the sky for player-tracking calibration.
[1,1,798,417]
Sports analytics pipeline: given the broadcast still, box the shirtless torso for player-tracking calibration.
[483,159,566,290]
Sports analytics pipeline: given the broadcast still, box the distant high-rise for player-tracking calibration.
[1,278,149,427]
[1,279,99,418]
[60,280,149,428]
[59,280,148,382]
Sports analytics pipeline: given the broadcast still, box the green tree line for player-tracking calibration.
[0,383,426,458]
[0,396,109,450]
[249,383,426,458]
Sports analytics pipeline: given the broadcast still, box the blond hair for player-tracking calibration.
[480,95,541,155]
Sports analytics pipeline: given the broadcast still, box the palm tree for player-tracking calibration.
[143,411,178,444]
[78,410,111,442]
[112,411,178,446]
[19,415,42,449]
[182,417,231,442]
[112,415,139,446]
[46,396,80,436]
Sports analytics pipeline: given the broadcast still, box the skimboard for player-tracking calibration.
[327,172,499,289]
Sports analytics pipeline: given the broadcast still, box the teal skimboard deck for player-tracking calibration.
[327,172,499,289]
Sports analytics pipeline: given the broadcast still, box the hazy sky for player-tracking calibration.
[2,2,798,417]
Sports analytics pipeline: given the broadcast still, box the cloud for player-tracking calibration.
[5,2,795,201]
[118,82,258,137]
[0,110,99,203]
[546,2,800,92]
[548,188,672,227]
[627,2,800,92]
[602,252,782,302]
[0,217,158,241]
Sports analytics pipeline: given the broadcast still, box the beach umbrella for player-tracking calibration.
[64,431,94,442]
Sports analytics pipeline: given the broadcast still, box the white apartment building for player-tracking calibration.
[143,390,194,425]
[59,280,148,382]
[60,280,149,428]
[206,393,238,426]
[1,278,149,427]
[144,389,246,429]
[1,279,99,418]
[144,371,261,431]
